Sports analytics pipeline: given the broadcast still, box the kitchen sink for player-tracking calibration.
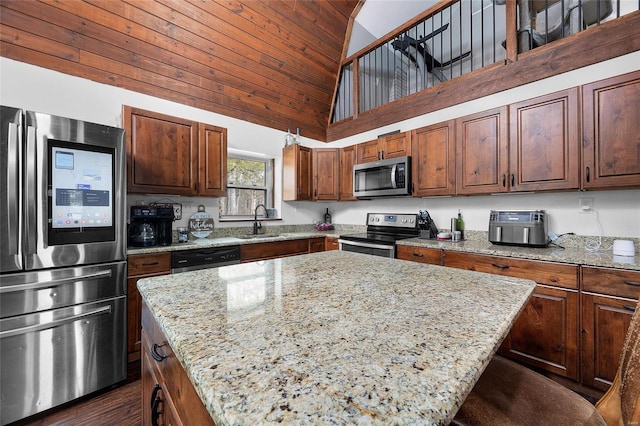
[236,234,281,239]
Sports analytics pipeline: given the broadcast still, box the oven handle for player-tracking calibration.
[0,270,113,294]
[338,239,395,250]
[0,305,112,339]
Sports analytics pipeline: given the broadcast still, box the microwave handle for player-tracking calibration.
[391,164,397,188]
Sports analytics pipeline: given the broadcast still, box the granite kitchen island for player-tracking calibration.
[137,250,536,425]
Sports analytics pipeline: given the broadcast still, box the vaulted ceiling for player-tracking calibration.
[0,0,360,141]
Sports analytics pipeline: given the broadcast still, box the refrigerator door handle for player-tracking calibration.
[7,121,20,257]
[25,125,38,255]
[0,305,112,339]
[0,269,113,294]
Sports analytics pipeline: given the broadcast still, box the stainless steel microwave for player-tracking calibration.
[353,156,411,198]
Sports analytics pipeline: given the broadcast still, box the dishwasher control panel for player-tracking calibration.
[171,246,241,273]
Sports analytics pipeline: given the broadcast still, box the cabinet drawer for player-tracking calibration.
[397,246,442,265]
[582,267,640,299]
[444,252,578,289]
[326,237,339,251]
[128,253,171,276]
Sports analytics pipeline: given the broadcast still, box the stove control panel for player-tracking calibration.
[367,213,418,229]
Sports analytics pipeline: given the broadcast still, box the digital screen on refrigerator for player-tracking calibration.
[51,146,114,229]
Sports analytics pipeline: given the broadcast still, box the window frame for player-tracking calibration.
[219,153,274,221]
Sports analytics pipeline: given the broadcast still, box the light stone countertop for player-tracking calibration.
[397,238,640,271]
[137,250,536,425]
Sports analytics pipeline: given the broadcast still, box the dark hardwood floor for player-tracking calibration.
[11,362,142,426]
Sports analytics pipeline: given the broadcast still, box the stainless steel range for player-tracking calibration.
[339,213,419,258]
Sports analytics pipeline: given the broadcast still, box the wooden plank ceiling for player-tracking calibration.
[0,0,359,141]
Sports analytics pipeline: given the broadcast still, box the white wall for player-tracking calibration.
[2,53,639,238]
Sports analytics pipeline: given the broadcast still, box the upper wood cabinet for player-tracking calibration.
[198,123,227,196]
[313,148,339,200]
[124,106,227,196]
[282,144,312,201]
[582,70,640,189]
[411,120,456,197]
[339,145,357,201]
[509,88,580,192]
[456,107,509,195]
[356,131,410,163]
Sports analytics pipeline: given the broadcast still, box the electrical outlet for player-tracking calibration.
[578,197,594,214]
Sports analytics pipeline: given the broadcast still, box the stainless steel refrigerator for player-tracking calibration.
[0,106,127,425]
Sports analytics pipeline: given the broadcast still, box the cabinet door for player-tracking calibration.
[444,251,579,379]
[198,123,227,197]
[509,88,579,192]
[456,107,509,195]
[124,106,198,195]
[282,145,312,201]
[500,285,579,380]
[339,146,357,201]
[240,239,310,262]
[325,237,339,251]
[309,238,325,253]
[313,148,339,200]
[357,139,380,163]
[411,120,455,197]
[396,246,442,265]
[381,131,410,159]
[581,293,636,391]
[582,70,640,189]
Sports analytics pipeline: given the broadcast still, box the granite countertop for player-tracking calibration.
[127,231,342,255]
[397,237,640,271]
[138,250,536,425]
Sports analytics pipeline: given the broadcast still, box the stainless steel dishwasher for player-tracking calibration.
[171,246,241,273]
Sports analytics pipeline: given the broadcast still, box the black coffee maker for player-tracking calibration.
[129,205,174,247]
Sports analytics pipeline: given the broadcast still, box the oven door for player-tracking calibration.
[338,239,395,258]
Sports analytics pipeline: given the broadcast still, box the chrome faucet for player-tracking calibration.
[253,204,268,235]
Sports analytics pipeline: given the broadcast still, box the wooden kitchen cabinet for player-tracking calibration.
[312,148,339,200]
[198,123,227,196]
[581,266,640,390]
[396,246,442,265]
[325,237,339,251]
[411,120,456,197]
[356,131,410,163]
[582,70,640,189]
[127,253,171,363]
[443,251,580,379]
[309,237,325,253]
[124,106,227,196]
[509,88,580,192]
[339,145,357,201]
[240,238,314,262]
[124,106,198,195]
[141,302,215,426]
[282,144,312,201]
[456,107,509,195]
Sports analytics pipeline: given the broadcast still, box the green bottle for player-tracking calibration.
[456,209,465,240]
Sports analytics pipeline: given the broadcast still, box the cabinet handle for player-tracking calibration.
[585,166,590,183]
[142,262,160,266]
[491,263,510,270]
[151,384,162,426]
[412,253,424,258]
[381,150,384,160]
[510,173,515,187]
[623,305,637,312]
[411,183,415,194]
[624,280,640,286]
[151,343,168,362]
[502,174,506,187]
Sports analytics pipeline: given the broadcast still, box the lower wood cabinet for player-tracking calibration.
[240,238,325,263]
[127,253,171,363]
[142,302,215,426]
[325,237,339,251]
[580,266,640,390]
[396,246,442,265]
[443,251,580,380]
